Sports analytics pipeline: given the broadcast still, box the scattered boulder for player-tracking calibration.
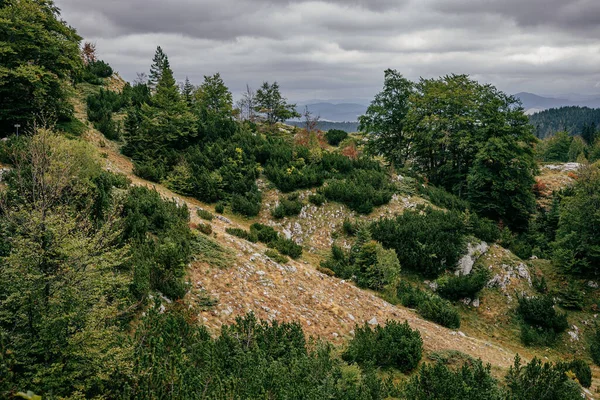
[456,241,489,276]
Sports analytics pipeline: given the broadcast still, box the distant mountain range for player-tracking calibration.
[292,93,600,123]
[514,92,600,114]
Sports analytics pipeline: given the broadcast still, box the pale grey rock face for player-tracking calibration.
[368,317,378,325]
[456,241,489,276]
[543,162,581,172]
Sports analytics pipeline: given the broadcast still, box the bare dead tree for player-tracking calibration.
[236,84,257,122]
[82,42,97,65]
[303,106,320,133]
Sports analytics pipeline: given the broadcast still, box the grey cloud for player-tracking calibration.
[54,0,600,101]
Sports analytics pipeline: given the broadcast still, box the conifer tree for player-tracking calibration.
[148,46,168,92]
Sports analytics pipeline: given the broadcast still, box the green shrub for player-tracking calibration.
[590,325,600,366]
[265,249,288,264]
[250,223,279,244]
[308,193,325,206]
[418,184,469,211]
[197,209,214,221]
[226,228,257,242]
[370,207,467,277]
[320,245,353,279]
[558,284,584,310]
[560,359,591,388]
[417,295,461,329]
[505,355,582,400]
[85,60,113,79]
[396,283,461,329]
[436,268,490,301]
[215,202,225,214]
[517,295,568,346]
[402,359,503,400]
[274,237,303,259]
[271,195,303,219]
[197,222,212,235]
[343,320,423,372]
[323,169,394,214]
[342,218,357,236]
[325,129,348,146]
[353,241,401,291]
[231,191,262,217]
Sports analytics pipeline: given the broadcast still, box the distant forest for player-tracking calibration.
[287,120,359,133]
[529,106,600,139]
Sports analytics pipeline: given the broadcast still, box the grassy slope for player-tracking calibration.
[72,81,600,395]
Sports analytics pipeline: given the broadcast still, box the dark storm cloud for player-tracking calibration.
[54,0,600,101]
[433,0,600,35]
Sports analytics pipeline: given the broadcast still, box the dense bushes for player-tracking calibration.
[321,229,401,290]
[323,168,394,214]
[403,359,503,400]
[343,320,422,372]
[397,283,461,329]
[370,207,467,277]
[325,129,348,146]
[517,295,568,346]
[127,308,398,399]
[505,355,582,400]
[86,88,127,140]
[436,268,490,301]
[82,60,113,84]
[590,325,600,366]
[271,193,304,219]
[561,359,592,388]
[226,223,303,259]
[121,186,193,300]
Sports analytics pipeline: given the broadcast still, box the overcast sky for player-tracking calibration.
[54,0,600,103]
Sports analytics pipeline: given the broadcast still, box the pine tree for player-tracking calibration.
[182,77,195,107]
[148,46,168,92]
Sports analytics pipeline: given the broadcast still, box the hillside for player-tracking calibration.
[529,106,600,139]
[73,79,600,397]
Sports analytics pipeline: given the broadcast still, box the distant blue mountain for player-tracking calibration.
[295,102,368,122]
[515,92,600,114]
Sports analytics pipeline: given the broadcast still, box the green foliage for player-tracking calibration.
[191,232,235,269]
[360,69,413,166]
[325,129,348,146]
[226,227,256,242]
[418,184,469,211]
[557,284,584,310]
[353,241,401,291]
[343,320,423,373]
[560,359,592,388]
[323,168,395,214]
[505,355,582,400]
[436,268,490,301]
[517,295,568,346]
[403,360,503,400]
[536,131,572,162]
[127,308,397,399]
[552,165,600,275]
[364,73,537,231]
[308,193,326,206]
[0,0,83,135]
[231,190,262,216]
[265,249,289,264]
[197,222,212,235]
[321,245,353,279]
[121,186,192,300]
[254,81,300,124]
[82,60,113,84]
[418,295,461,329]
[272,194,304,219]
[196,208,214,221]
[396,283,461,329]
[215,202,225,214]
[274,237,303,259]
[590,324,600,367]
[529,106,600,140]
[86,88,128,140]
[370,207,467,277]
[250,223,279,244]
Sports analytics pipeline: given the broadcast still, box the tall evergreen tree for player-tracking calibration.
[194,73,236,141]
[182,76,195,107]
[148,46,168,92]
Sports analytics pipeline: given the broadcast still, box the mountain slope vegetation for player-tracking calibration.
[2,1,600,399]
